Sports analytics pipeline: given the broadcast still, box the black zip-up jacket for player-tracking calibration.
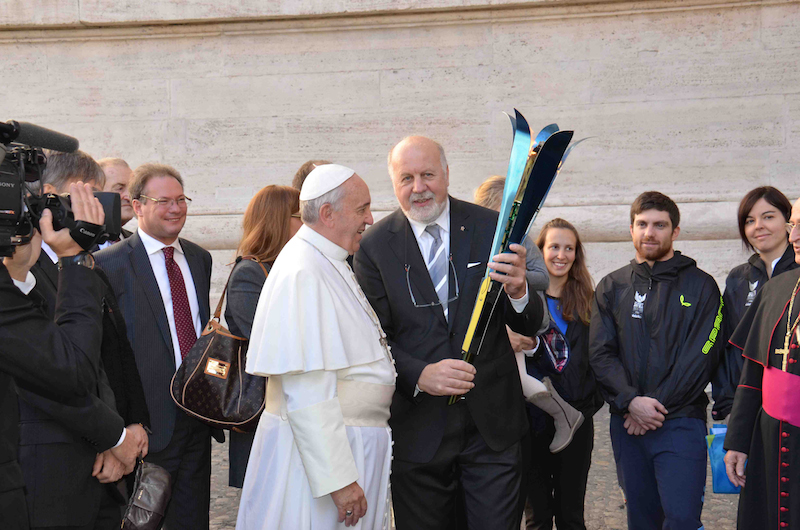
[589,251,723,421]
[711,244,797,420]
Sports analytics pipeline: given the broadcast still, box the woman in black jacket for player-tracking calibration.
[712,186,797,420]
[523,218,603,530]
[224,185,301,488]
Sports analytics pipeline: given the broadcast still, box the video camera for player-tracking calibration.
[0,120,121,257]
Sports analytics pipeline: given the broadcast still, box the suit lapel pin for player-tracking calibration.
[460,226,465,231]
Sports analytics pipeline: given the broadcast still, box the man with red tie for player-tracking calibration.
[95,163,215,530]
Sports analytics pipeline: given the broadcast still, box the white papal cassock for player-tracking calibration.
[236,224,396,530]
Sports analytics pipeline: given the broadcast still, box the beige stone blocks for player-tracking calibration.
[1,0,798,298]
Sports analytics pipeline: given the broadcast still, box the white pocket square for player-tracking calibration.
[467,262,482,269]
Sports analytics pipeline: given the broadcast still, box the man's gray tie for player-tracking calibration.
[425,224,449,321]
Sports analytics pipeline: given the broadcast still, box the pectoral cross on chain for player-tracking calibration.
[775,343,791,372]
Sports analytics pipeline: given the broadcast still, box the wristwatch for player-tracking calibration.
[58,252,95,271]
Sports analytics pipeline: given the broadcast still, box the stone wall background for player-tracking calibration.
[2,0,799,299]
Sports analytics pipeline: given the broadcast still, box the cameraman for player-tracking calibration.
[0,183,146,530]
[20,151,150,530]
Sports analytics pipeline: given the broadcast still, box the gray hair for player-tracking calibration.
[300,185,347,225]
[387,136,448,178]
[39,149,106,193]
[97,157,131,171]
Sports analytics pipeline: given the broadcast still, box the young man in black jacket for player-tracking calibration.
[590,191,723,530]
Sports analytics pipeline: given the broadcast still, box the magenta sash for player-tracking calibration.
[762,367,800,428]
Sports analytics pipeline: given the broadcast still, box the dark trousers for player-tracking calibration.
[228,430,255,488]
[146,412,211,530]
[1,488,29,530]
[33,487,120,530]
[391,400,524,530]
[524,417,594,530]
[610,415,706,530]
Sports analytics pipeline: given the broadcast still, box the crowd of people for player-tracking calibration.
[1,133,798,530]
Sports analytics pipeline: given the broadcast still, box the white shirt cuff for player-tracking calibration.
[414,384,422,397]
[508,284,529,313]
[521,337,540,357]
[12,271,37,295]
[113,427,126,449]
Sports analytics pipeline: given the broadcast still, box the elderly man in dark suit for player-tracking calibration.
[94,163,214,530]
[354,136,544,529]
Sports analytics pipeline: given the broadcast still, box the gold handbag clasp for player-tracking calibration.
[204,358,230,379]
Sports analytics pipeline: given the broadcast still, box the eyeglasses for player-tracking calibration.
[786,222,800,235]
[137,195,192,208]
[405,256,460,308]
[291,213,301,219]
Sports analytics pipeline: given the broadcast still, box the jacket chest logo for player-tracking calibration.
[632,291,647,319]
[745,281,758,307]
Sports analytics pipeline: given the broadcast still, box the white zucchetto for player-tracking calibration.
[299,164,356,201]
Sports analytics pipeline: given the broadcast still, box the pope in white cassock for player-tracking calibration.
[236,164,396,530]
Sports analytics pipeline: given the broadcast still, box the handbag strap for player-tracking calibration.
[212,256,269,321]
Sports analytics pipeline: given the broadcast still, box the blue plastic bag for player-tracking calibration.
[706,424,741,494]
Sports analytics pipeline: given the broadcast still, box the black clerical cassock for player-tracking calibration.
[726,267,800,530]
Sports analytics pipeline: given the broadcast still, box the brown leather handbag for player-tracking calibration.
[121,459,173,530]
[170,258,267,432]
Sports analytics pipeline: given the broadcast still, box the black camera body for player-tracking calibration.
[0,121,121,257]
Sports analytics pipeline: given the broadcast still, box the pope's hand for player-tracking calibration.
[724,450,747,487]
[331,481,367,527]
[418,359,476,396]
[488,243,527,300]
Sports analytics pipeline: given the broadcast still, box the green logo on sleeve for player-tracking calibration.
[680,295,692,307]
[701,296,724,355]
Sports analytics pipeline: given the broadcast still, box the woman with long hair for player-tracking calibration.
[712,186,796,421]
[225,184,301,488]
[523,218,604,530]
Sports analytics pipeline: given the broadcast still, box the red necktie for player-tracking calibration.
[163,246,196,360]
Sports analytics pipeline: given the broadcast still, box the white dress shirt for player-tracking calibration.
[137,229,203,370]
[407,199,451,318]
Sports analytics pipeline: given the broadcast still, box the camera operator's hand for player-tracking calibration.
[2,230,42,282]
[109,424,148,474]
[40,182,104,258]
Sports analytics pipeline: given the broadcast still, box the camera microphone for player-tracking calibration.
[0,121,79,153]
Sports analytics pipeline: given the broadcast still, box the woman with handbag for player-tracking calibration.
[522,218,604,530]
[224,185,302,488]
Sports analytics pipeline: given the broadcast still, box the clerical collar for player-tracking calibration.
[406,198,451,239]
[138,228,184,256]
[297,224,348,261]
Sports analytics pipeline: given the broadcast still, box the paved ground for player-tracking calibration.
[209,404,740,529]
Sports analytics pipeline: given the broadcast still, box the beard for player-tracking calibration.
[403,191,446,225]
[635,237,672,262]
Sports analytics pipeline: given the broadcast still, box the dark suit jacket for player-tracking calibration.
[94,231,212,453]
[17,254,127,527]
[354,197,544,463]
[0,262,106,530]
